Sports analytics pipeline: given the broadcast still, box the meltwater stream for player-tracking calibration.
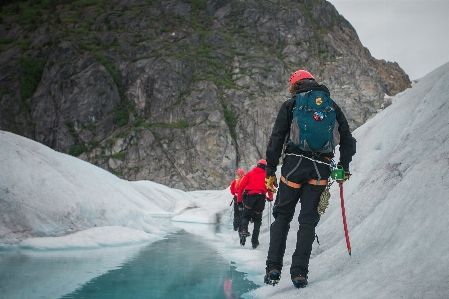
[0,229,258,299]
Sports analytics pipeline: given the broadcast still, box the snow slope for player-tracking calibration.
[242,61,449,299]
[0,133,229,249]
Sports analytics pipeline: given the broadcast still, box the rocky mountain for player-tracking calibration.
[0,0,410,190]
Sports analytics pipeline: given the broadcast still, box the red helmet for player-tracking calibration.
[237,169,244,176]
[257,159,267,166]
[289,70,315,86]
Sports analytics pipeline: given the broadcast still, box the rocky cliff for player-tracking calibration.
[0,0,411,190]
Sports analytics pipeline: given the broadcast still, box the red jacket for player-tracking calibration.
[230,176,244,196]
[237,166,272,202]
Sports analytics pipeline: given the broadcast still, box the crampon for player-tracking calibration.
[239,230,250,246]
[264,269,280,286]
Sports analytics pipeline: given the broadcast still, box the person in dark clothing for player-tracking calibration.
[264,70,356,288]
[237,159,273,248]
[230,169,245,231]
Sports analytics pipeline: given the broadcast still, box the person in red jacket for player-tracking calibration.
[229,169,245,231]
[237,159,273,248]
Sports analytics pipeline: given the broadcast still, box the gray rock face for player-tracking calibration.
[0,0,410,190]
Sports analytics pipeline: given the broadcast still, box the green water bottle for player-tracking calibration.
[331,165,345,181]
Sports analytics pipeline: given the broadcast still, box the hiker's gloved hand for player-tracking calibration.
[264,165,278,193]
[265,175,278,193]
[266,196,273,202]
[237,202,244,211]
[336,163,351,184]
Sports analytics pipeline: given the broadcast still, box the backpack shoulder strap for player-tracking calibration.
[293,93,304,114]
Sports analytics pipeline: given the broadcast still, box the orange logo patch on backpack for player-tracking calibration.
[316,97,323,105]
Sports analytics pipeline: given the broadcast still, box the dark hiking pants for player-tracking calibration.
[265,154,330,279]
[241,194,266,245]
[233,197,241,230]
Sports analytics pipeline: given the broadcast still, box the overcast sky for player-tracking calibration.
[327,0,449,80]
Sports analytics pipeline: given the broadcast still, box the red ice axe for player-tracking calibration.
[340,183,352,256]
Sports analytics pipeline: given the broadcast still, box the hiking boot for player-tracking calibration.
[239,234,246,246]
[239,230,249,246]
[252,242,259,249]
[292,276,308,288]
[264,269,281,286]
[239,230,250,237]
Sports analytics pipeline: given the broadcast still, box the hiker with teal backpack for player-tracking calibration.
[263,70,356,288]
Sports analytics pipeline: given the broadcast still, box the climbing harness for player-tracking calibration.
[282,153,332,188]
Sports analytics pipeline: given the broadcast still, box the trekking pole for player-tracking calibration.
[270,202,272,228]
[267,201,271,230]
[229,198,234,217]
[339,183,352,256]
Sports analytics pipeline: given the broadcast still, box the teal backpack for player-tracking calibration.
[288,90,340,154]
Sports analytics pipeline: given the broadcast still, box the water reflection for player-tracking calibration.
[0,244,144,299]
[62,230,257,299]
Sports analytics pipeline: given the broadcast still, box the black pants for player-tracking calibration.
[233,197,241,230]
[265,154,330,279]
[241,193,266,245]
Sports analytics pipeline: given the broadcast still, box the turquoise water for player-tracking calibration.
[62,230,257,299]
[0,229,258,299]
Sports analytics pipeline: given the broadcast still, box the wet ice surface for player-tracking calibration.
[0,229,258,299]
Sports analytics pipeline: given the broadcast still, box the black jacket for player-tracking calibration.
[265,80,356,173]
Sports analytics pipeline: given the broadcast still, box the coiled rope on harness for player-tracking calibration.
[317,180,333,215]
